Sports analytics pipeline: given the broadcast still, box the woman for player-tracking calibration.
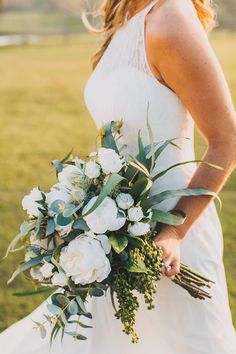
[1,0,236,353]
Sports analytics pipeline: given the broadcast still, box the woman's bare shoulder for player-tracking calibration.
[147,0,207,45]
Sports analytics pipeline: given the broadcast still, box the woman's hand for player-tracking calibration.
[154,227,182,278]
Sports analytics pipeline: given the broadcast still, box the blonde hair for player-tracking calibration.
[82,0,217,70]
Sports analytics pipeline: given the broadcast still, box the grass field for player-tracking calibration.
[0,31,235,332]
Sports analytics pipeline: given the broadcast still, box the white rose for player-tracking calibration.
[116,193,134,210]
[97,148,123,174]
[40,262,55,278]
[58,165,87,189]
[128,206,144,222]
[59,235,111,285]
[22,187,44,218]
[51,272,68,287]
[82,196,126,234]
[128,222,150,236]
[30,266,44,282]
[84,161,100,179]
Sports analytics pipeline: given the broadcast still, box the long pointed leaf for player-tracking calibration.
[143,188,221,211]
[151,209,186,225]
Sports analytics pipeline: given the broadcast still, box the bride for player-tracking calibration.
[1,0,236,353]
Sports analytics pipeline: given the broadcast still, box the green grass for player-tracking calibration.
[0,31,236,332]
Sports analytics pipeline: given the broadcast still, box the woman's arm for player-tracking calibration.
[146,0,236,277]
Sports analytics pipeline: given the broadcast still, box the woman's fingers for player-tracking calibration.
[164,258,180,278]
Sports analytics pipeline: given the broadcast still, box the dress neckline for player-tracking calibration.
[124,0,159,24]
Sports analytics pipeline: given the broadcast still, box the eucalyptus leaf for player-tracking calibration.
[76,295,88,314]
[73,218,89,231]
[50,200,65,214]
[39,324,47,339]
[47,304,62,316]
[90,288,104,297]
[46,219,55,236]
[57,214,73,226]
[13,287,54,297]
[68,299,79,315]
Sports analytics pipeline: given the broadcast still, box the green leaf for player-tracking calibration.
[50,200,66,214]
[130,177,152,203]
[89,288,104,297]
[73,218,89,231]
[57,213,73,226]
[146,102,155,171]
[68,299,79,315]
[127,236,144,248]
[39,324,47,339]
[51,160,63,173]
[76,295,88,314]
[56,294,70,307]
[61,149,73,164]
[82,173,125,217]
[63,203,82,218]
[129,158,150,177]
[152,159,223,182]
[46,218,55,236]
[143,188,221,211]
[124,253,147,273]
[109,234,128,254]
[151,209,186,225]
[102,123,119,153]
[47,304,62,316]
[7,254,51,284]
[2,221,35,261]
[136,130,148,167]
[13,287,54,297]
[77,321,93,329]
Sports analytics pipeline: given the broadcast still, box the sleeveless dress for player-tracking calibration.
[1,1,236,353]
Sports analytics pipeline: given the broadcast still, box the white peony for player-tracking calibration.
[116,193,134,210]
[97,148,123,174]
[40,262,55,278]
[22,187,44,218]
[128,206,144,222]
[58,165,88,190]
[128,222,150,236]
[84,161,100,179]
[59,235,111,285]
[82,196,126,234]
[51,272,68,287]
[30,266,44,282]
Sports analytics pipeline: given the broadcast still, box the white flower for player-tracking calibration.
[84,161,100,179]
[70,188,86,204]
[40,262,55,278]
[22,187,44,218]
[59,235,111,285]
[30,266,44,282]
[97,148,123,174]
[128,206,144,222]
[51,272,68,287]
[46,185,71,215]
[128,222,150,236]
[116,193,134,210]
[58,165,88,190]
[82,196,126,234]
[89,151,97,158]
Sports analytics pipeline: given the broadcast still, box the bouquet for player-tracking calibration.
[3,118,218,344]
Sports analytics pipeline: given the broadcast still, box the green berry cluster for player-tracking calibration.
[111,231,164,343]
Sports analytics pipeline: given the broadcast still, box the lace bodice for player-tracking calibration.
[83,0,197,211]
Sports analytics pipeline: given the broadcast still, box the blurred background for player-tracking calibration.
[0,0,235,332]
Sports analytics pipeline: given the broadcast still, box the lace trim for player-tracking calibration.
[99,0,159,80]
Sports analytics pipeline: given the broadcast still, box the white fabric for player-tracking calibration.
[1,0,236,353]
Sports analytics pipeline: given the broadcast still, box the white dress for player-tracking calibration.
[1,1,236,353]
